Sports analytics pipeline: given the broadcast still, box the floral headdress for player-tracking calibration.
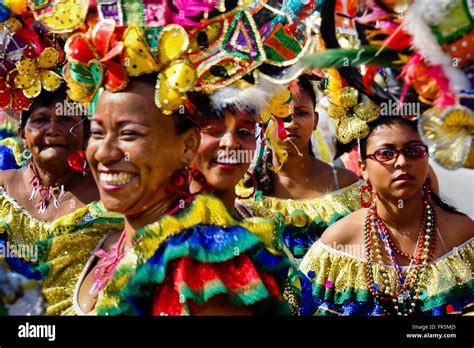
[39,0,317,169]
[0,0,64,110]
[58,1,316,115]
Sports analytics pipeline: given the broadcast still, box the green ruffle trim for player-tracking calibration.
[311,282,372,305]
[178,278,271,307]
[310,278,474,312]
[0,302,7,315]
[420,280,474,312]
[118,226,263,301]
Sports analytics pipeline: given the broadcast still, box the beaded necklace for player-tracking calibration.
[27,160,65,214]
[364,197,437,316]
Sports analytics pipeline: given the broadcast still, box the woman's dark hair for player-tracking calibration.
[131,74,199,134]
[294,74,317,108]
[186,91,258,125]
[251,74,318,195]
[20,83,68,128]
[20,83,91,137]
[360,116,464,215]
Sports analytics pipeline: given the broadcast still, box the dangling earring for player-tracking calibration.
[67,150,91,175]
[360,183,374,208]
[187,167,214,196]
[22,149,32,160]
[422,175,431,202]
[236,171,257,200]
[166,169,188,196]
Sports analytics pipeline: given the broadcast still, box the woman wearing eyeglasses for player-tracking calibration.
[299,116,473,316]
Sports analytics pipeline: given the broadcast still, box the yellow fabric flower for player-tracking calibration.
[328,86,380,144]
[419,106,474,170]
[260,87,293,123]
[13,47,62,98]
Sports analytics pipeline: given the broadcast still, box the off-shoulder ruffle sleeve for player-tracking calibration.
[299,239,474,316]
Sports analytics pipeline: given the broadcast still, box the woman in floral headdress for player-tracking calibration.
[0,10,123,315]
[67,0,316,315]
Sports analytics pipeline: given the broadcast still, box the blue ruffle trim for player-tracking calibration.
[122,223,290,315]
[299,272,474,316]
[0,145,19,170]
[283,213,349,259]
[304,297,473,316]
[0,131,15,141]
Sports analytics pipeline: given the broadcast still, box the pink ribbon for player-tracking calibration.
[90,230,129,295]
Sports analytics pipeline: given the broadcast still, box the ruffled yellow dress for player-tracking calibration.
[298,239,474,316]
[239,180,364,259]
[0,187,124,315]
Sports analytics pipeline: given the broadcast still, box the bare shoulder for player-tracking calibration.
[334,166,360,189]
[0,168,22,190]
[320,208,366,246]
[436,207,474,248]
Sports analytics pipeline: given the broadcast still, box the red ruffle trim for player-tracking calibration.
[151,253,281,315]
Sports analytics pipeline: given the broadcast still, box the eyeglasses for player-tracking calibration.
[365,144,429,162]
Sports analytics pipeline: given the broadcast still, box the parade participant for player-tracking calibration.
[64,0,316,315]
[246,75,362,259]
[0,11,123,314]
[188,91,259,219]
[74,75,290,316]
[299,116,473,316]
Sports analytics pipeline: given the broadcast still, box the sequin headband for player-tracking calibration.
[59,0,317,115]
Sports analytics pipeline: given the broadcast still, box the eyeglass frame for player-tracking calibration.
[363,143,429,163]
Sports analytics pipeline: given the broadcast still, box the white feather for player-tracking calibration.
[209,64,303,113]
[210,79,283,114]
[403,0,470,92]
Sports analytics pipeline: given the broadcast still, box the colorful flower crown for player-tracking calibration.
[0,1,64,110]
[2,1,316,171]
[58,0,316,116]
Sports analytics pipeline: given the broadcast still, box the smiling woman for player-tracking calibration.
[0,84,124,315]
[186,91,258,217]
[86,76,198,218]
[74,75,291,316]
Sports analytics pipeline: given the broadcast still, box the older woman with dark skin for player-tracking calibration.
[299,116,473,316]
[75,76,290,316]
[0,85,98,220]
[0,85,123,315]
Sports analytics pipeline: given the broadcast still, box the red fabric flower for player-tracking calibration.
[66,20,128,92]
